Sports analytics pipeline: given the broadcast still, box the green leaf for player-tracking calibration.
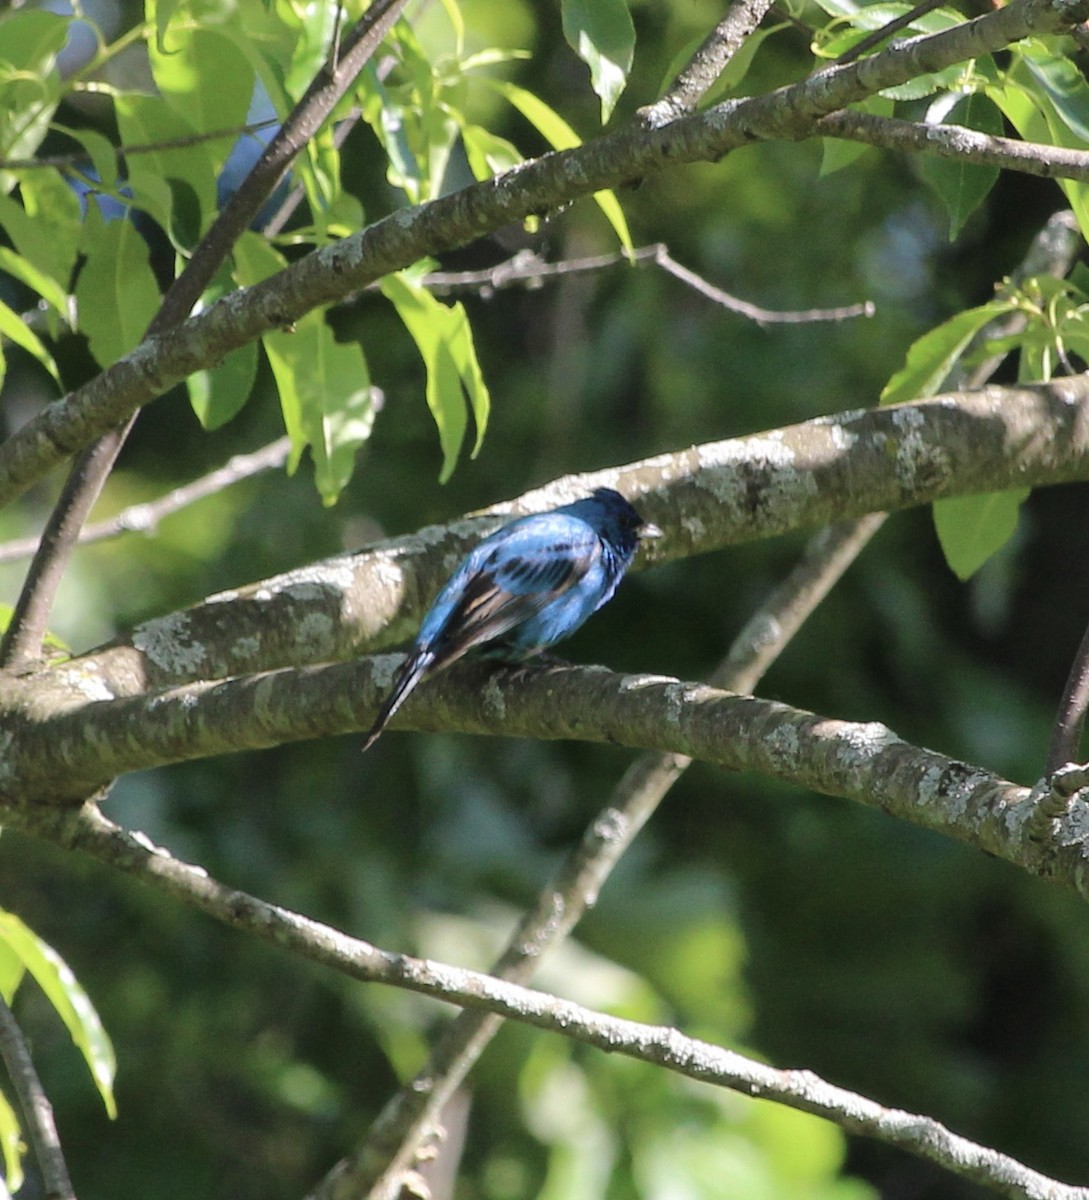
[0,910,117,1118]
[52,123,120,191]
[189,341,259,430]
[561,0,635,123]
[149,29,254,166]
[188,266,259,429]
[0,294,60,384]
[232,233,376,502]
[0,9,67,185]
[992,67,1089,241]
[0,244,71,325]
[919,92,1003,239]
[381,271,491,482]
[0,176,80,308]
[880,300,1015,404]
[820,95,893,176]
[480,78,633,253]
[75,205,161,368]
[933,489,1029,580]
[461,122,522,180]
[1020,41,1089,142]
[0,1087,24,1196]
[114,92,218,243]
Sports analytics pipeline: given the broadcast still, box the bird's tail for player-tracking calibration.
[360,647,435,753]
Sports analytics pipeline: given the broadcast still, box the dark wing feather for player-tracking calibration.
[360,646,436,753]
[429,541,592,669]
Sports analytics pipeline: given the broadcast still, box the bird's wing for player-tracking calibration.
[429,522,601,666]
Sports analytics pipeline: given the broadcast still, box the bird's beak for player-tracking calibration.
[640,522,663,540]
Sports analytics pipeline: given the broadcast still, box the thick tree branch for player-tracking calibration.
[24,380,1089,697]
[8,802,1087,1200]
[6,651,1088,906]
[1,0,1084,512]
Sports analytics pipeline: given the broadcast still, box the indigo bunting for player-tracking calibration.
[361,487,661,751]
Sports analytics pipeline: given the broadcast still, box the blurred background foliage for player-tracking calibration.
[3,0,1089,1197]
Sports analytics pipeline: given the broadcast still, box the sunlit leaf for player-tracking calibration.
[561,0,635,123]
[114,93,218,242]
[149,29,254,174]
[0,294,60,384]
[0,910,117,1118]
[461,122,522,179]
[0,9,66,186]
[919,92,1003,239]
[0,244,71,325]
[480,78,633,253]
[880,300,1015,404]
[381,271,491,482]
[232,233,375,502]
[74,205,160,368]
[933,490,1029,580]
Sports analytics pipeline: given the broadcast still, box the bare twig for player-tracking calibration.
[13,802,1089,1200]
[651,244,874,324]
[0,0,408,671]
[0,996,76,1200]
[418,244,874,323]
[0,438,291,564]
[0,119,279,173]
[832,0,950,65]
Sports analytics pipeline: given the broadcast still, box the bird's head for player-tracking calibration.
[586,487,662,552]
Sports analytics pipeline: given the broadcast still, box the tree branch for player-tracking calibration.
[818,109,1089,181]
[0,996,76,1200]
[2,0,1084,512]
[7,646,1087,907]
[9,802,1088,1200]
[642,0,778,125]
[23,381,1089,697]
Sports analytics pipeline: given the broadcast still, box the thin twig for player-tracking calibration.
[651,244,874,324]
[833,0,950,65]
[0,0,408,670]
[417,244,874,324]
[0,438,291,564]
[15,801,1089,1200]
[0,996,76,1200]
[0,119,279,173]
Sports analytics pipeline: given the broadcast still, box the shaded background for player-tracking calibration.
[3,0,1089,1197]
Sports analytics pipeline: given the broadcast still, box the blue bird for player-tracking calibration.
[361,487,661,751]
